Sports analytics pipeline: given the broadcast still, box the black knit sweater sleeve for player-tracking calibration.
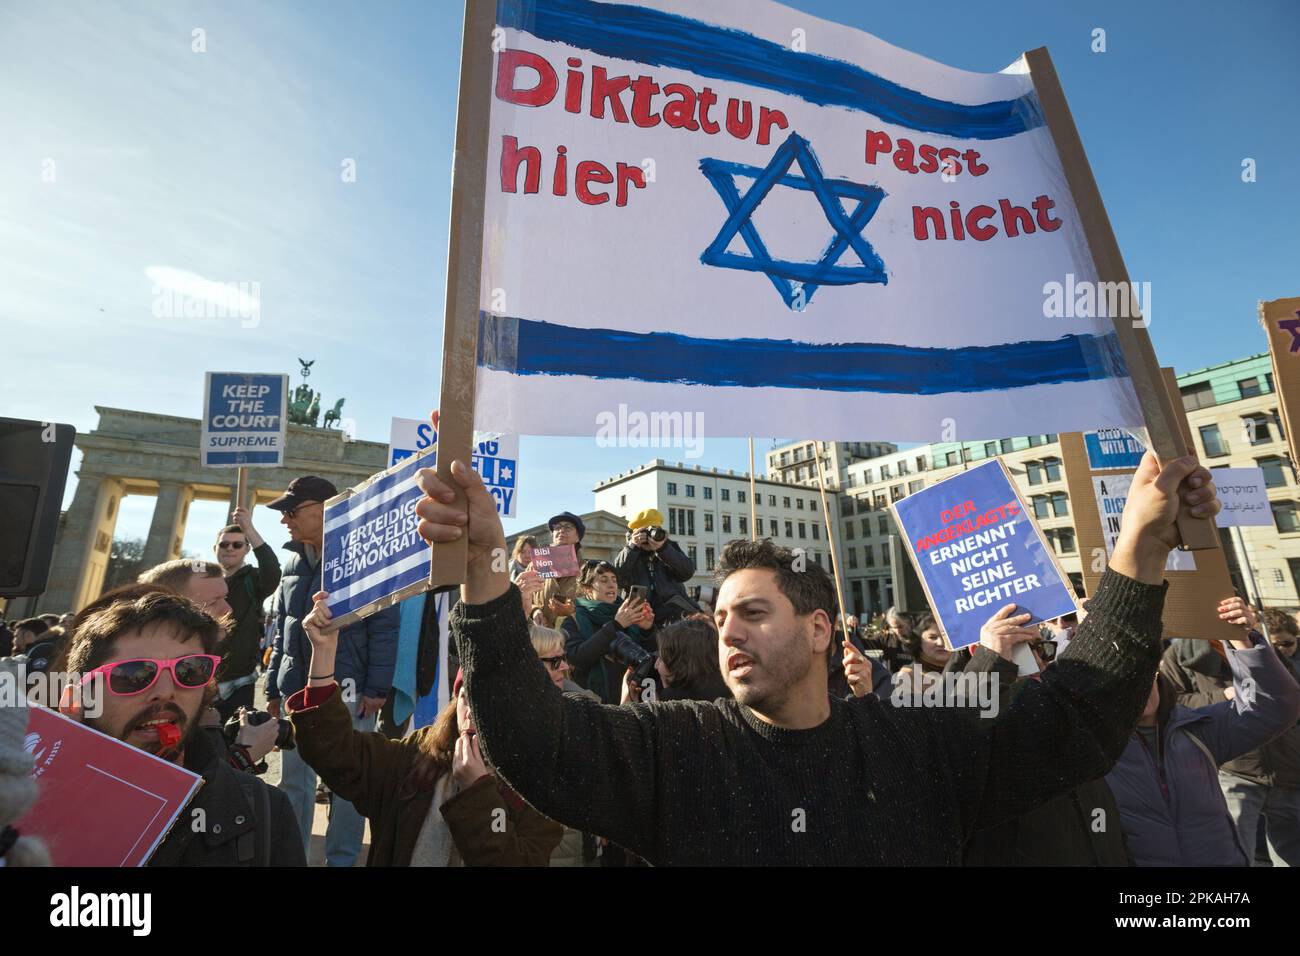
[933,567,1166,837]
[452,584,662,859]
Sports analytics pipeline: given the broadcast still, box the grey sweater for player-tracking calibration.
[453,568,1167,866]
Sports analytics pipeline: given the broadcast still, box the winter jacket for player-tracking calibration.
[1106,631,1300,866]
[265,541,399,703]
[287,683,562,866]
[1161,639,1300,789]
[613,539,697,624]
[218,543,281,682]
[148,725,304,866]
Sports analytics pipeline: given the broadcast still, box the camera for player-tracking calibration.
[607,632,660,691]
[222,709,296,751]
[630,525,667,545]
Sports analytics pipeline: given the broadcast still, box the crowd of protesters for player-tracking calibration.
[4,448,1300,868]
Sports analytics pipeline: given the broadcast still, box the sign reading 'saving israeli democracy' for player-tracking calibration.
[201,372,288,467]
[892,459,1077,649]
[473,0,1143,440]
[323,450,436,624]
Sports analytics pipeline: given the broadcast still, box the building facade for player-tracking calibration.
[1178,353,1300,607]
[593,460,843,595]
[765,440,897,489]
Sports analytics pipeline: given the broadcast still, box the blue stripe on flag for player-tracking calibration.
[331,562,431,619]
[496,0,1040,139]
[478,314,1127,395]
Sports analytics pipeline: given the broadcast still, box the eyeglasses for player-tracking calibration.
[552,523,577,533]
[217,541,246,550]
[81,655,221,696]
[283,501,321,519]
[539,654,568,671]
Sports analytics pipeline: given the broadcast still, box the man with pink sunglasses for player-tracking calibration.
[58,586,303,866]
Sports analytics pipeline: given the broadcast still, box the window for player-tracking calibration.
[874,495,887,511]
[863,544,874,566]
[769,519,779,536]
[984,442,998,458]
[796,498,804,510]
[706,546,715,571]
[881,545,890,565]
[687,510,695,536]
[860,518,871,536]
[845,523,855,540]
[1000,438,1014,454]
[667,482,678,495]
[768,494,776,507]
[783,496,791,509]
[808,499,816,511]
[812,524,820,540]
[738,490,746,504]
[797,467,807,480]
[890,484,904,502]
[739,515,748,535]
[898,460,910,475]
[785,520,794,538]
[722,514,732,534]
[841,497,855,516]
[1051,492,1069,517]
[688,545,698,564]
[1273,568,1285,584]
[916,456,926,472]
[703,486,712,499]
[1026,461,1044,485]
[721,488,730,501]
[1200,424,1227,457]
[1239,377,1261,399]
[1045,433,1058,443]
[1244,414,1273,445]
[878,517,888,536]
[1057,528,1076,553]
[909,479,924,494]
[798,522,807,539]
[669,509,678,535]
[704,513,714,532]
[1258,456,1288,488]
[1033,495,1050,520]
[1181,382,1215,411]
[847,547,858,570]
[1043,457,1062,481]
[1273,502,1300,533]
[881,464,892,480]
[1266,373,1275,394]
[1028,434,1044,447]
[686,484,696,498]
[620,494,626,507]
[864,468,874,484]
[945,451,958,466]
[780,452,789,466]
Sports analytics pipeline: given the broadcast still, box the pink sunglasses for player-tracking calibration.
[80,655,221,697]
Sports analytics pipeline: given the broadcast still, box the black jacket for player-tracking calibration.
[148,727,304,866]
[1161,639,1300,789]
[613,540,696,624]
[219,543,282,681]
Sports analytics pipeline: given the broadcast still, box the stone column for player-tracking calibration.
[40,475,127,613]
[141,482,194,570]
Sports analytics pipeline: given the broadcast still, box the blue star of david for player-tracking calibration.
[699,132,887,310]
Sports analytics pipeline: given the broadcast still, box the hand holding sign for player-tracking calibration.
[979,605,1040,663]
[842,640,873,698]
[1217,596,1259,650]
[303,590,343,690]
[1112,452,1220,585]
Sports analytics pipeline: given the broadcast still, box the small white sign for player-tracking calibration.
[1212,467,1273,527]
[1092,474,1196,571]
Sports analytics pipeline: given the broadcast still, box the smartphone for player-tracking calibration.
[629,585,648,602]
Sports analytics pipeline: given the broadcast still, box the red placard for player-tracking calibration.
[15,706,203,867]
[530,543,580,579]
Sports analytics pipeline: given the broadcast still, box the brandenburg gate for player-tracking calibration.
[30,406,387,615]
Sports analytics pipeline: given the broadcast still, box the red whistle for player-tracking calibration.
[157,722,181,748]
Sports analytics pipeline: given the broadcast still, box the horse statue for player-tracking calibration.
[323,398,345,429]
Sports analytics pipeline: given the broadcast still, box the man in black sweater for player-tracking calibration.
[414,452,1220,865]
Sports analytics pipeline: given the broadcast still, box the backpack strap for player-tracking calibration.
[233,771,273,866]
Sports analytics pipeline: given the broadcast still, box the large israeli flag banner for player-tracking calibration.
[474,0,1143,440]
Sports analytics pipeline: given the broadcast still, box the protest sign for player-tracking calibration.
[15,705,202,866]
[891,459,1077,649]
[1211,467,1272,527]
[530,543,580,579]
[387,417,438,467]
[1091,474,1196,571]
[1083,428,1145,471]
[1259,295,1300,470]
[322,449,436,626]
[201,372,288,468]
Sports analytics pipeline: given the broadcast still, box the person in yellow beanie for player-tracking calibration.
[614,508,697,627]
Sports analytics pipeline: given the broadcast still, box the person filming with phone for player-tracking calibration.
[614,509,697,628]
[562,560,655,704]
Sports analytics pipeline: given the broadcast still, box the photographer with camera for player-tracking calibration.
[614,509,697,628]
[562,560,655,704]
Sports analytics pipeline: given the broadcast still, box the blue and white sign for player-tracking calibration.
[322,449,435,623]
[892,459,1077,649]
[201,372,289,468]
[1083,428,1146,471]
[386,416,519,518]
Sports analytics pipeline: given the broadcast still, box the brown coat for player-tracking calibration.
[288,686,562,866]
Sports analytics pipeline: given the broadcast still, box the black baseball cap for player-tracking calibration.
[548,511,586,540]
[267,475,339,512]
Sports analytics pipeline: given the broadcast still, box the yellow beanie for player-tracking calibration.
[629,508,665,530]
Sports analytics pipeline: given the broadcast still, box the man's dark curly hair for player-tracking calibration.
[713,538,836,623]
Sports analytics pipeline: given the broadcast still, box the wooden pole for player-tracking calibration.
[429,0,495,587]
[748,439,757,540]
[1024,47,1217,551]
[235,467,248,513]
[813,443,851,648]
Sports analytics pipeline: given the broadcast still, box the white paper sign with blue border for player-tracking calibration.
[1083,428,1146,471]
[891,459,1078,650]
[388,417,438,467]
[322,449,436,626]
[386,417,519,518]
[201,372,289,468]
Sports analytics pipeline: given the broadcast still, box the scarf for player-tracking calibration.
[573,599,645,703]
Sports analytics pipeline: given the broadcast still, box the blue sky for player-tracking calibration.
[3,0,1297,558]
